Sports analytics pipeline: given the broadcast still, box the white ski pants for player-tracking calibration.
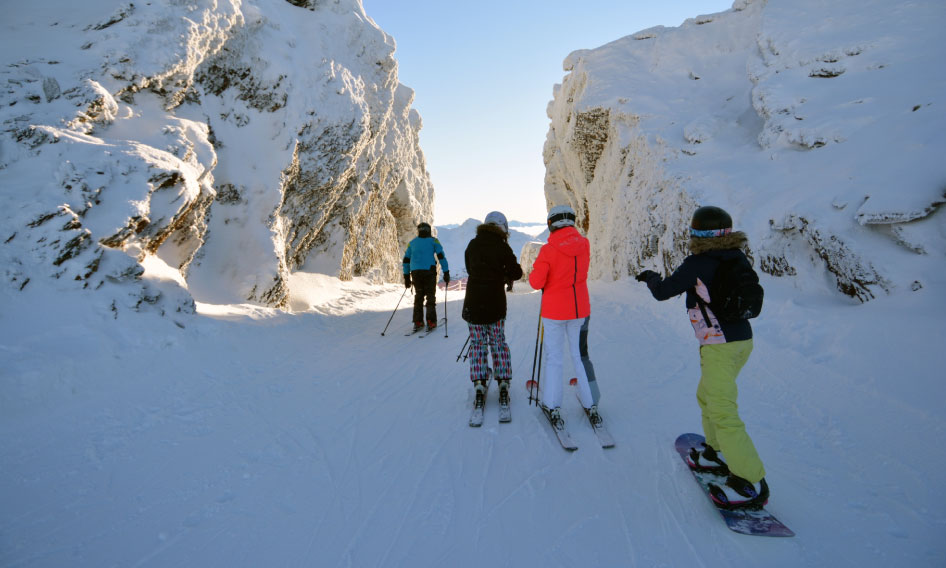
[540,317,594,410]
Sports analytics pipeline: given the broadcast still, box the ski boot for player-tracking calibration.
[413,321,425,333]
[541,405,564,429]
[426,319,437,332]
[497,378,510,407]
[473,379,487,409]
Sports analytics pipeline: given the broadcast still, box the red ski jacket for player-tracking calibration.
[529,226,591,320]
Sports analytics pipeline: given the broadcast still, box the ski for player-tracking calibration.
[540,405,578,451]
[587,413,615,448]
[582,405,615,448]
[404,318,445,337]
[525,380,576,450]
[570,383,615,448]
[420,318,446,337]
[469,378,490,427]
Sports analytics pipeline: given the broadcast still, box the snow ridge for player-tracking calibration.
[544,0,946,301]
[0,0,433,313]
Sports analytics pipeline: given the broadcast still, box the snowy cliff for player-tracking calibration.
[0,0,433,312]
[544,0,945,301]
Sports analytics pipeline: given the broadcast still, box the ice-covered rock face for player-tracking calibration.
[544,0,945,301]
[0,0,433,312]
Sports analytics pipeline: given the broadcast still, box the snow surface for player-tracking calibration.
[2,271,945,566]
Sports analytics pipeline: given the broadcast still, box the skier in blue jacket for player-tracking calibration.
[403,222,450,332]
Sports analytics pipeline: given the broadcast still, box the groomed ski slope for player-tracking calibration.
[1,275,943,567]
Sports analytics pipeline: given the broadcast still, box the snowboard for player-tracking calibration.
[674,433,794,537]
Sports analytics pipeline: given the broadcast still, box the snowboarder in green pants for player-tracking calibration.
[635,206,768,509]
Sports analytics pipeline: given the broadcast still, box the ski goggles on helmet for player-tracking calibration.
[690,227,732,238]
[548,211,576,225]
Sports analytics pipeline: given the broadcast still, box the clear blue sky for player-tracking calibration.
[361,1,734,225]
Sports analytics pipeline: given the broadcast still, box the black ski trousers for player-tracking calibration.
[411,270,438,324]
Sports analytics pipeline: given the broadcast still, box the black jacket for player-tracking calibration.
[642,232,753,344]
[462,224,523,325]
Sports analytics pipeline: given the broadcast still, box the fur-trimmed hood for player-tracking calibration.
[688,231,749,254]
[476,223,508,240]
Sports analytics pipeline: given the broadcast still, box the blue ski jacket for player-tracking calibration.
[403,236,449,275]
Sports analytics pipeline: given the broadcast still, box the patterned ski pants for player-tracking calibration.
[468,320,512,383]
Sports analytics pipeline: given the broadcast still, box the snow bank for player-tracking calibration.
[0,0,433,313]
[544,0,946,301]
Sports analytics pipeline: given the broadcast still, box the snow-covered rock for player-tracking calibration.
[0,0,433,312]
[518,241,544,282]
[544,0,946,301]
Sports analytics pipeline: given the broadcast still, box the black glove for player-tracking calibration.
[404,273,411,288]
[505,279,513,292]
[636,270,658,283]
[443,271,450,283]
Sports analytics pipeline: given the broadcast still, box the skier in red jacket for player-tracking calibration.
[528,205,598,427]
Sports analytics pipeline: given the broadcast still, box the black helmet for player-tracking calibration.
[417,222,432,237]
[690,206,732,236]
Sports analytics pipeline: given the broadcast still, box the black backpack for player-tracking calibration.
[698,256,764,322]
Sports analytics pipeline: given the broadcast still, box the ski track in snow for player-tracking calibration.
[1,279,945,567]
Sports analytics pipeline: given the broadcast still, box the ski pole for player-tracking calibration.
[534,324,544,406]
[529,297,543,406]
[444,280,449,338]
[380,286,409,336]
[456,333,471,362]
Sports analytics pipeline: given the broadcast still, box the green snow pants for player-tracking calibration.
[697,339,766,483]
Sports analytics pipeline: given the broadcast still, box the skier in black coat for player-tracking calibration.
[461,211,523,407]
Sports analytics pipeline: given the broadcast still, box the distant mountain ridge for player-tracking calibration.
[436,219,543,230]
[434,219,546,278]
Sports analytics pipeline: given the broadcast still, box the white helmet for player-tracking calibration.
[484,211,508,234]
[547,205,576,229]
